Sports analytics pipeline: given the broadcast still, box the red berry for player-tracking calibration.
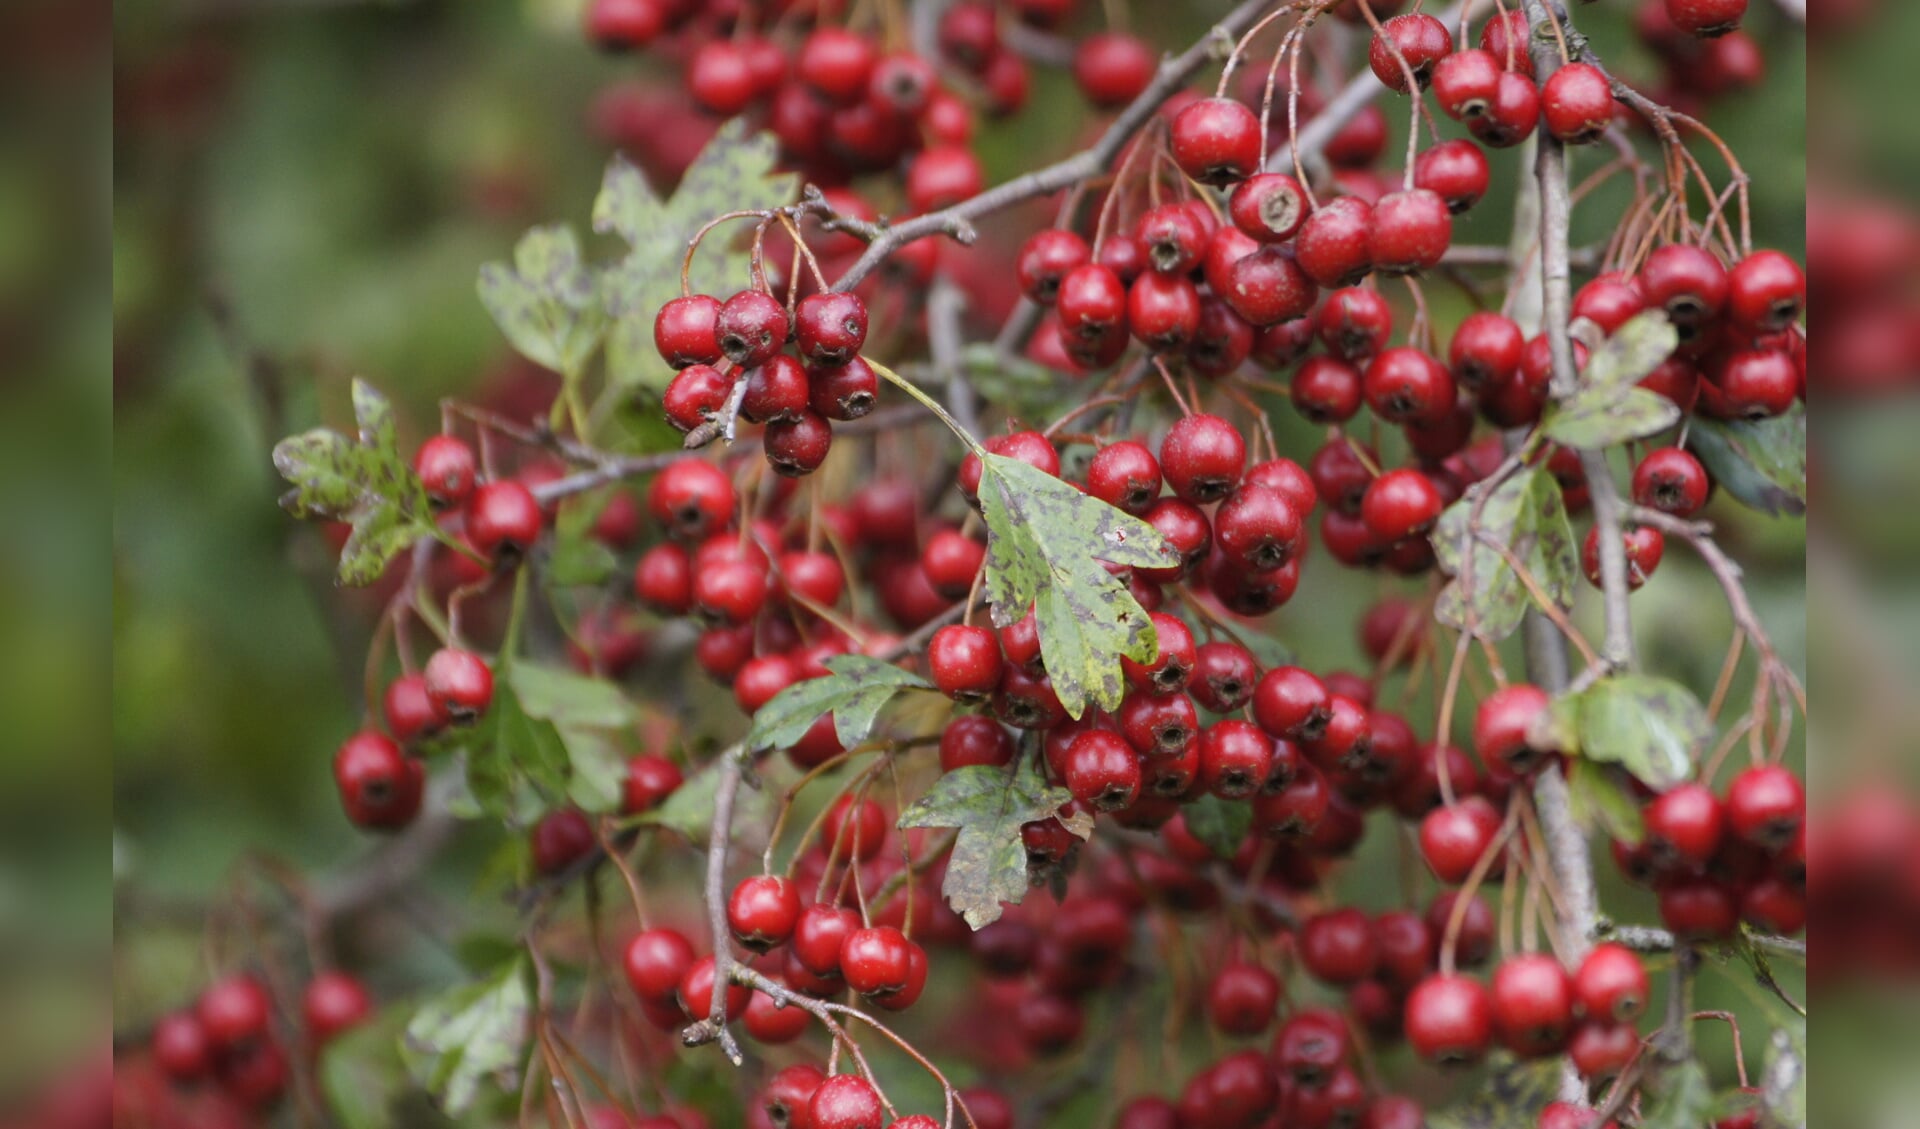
[1414,139,1492,213]
[1117,689,1201,759]
[1479,10,1536,76]
[1542,63,1614,144]
[809,356,880,422]
[1573,942,1650,1023]
[1296,197,1375,288]
[1726,250,1805,334]
[687,41,758,116]
[1420,796,1503,884]
[792,903,859,979]
[648,459,735,542]
[1568,1020,1640,1080]
[678,953,750,1022]
[1222,245,1318,327]
[1724,764,1805,850]
[621,753,683,816]
[198,975,273,1050]
[798,28,877,105]
[1160,413,1247,503]
[1365,346,1456,425]
[1631,447,1710,517]
[1055,263,1128,341]
[1581,524,1665,590]
[1169,97,1263,186]
[1127,270,1203,351]
[333,730,424,831]
[1468,72,1540,148]
[794,291,868,368]
[664,363,731,432]
[1361,468,1444,540]
[1318,285,1395,362]
[1136,498,1212,583]
[839,926,915,996]
[466,479,543,563]
[152,1011,213,1080]
[763,1065,827,1129]
[1574,274,1649,335]
[1137,202,1210,275]
[764,411,834,477]
[1191,641,1258,714]
[1208,962,1281,1036]
[531,808,596,874]
[1666,0,1747,37]
[1291,356,1365,424]
[867,50,936,116]
[1214,483,1304,572]
[1302,908,1379,984]
[414,435,478,507]
[585,0,663,51]
[1074,32,1155,108]
[1017,229,1093,305]
[423,647,492,722]
[1197,719,1275,798]
[1405,973,1494,1066]
[1368,14,1454,93]
[906,145,985,212]
[1645,782,1727,867]
[303,971,372,1044]
[1432,48,1503,119]
[728,875,803,951]
[383,672,448,744]
[1491,953,1575,1057]
[1252,665,1332,741]
[1063,729,1144,812]
[1086,440,1163,515]
[1229,173,1309,243]
[1473,683,1552,773]
[1122,612,1197,694]
[1639,244,1728,338]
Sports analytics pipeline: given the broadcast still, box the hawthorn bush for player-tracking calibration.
[112,0,1822,1127]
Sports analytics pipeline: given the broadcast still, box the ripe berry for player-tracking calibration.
[620,753,682,816]
[1724,764,1805,850]
[1420,796,1503,884]
[1017,991,1086,1055]
[1541,1102,1620,1129]
[792,903,859,979]
[1568,1020,1640,1080]
[1369,189,1453,275]
[531,808,596,874]
[794,292,868,368]
[927,624,1003,704]
[839,926,916,996]
[687,41,758,116]
[1214,483,1304,572]
[1666,0,1747,37]
[1405,973,1495,1066]
[1198,719,1275,798]
[585,0,663,52]
[1017,229,1092,305]
[1161,413,1246,503]
[1414,139,1492,213]
[765,411,834,477]
[1318,285,1394,362]
[198,975,273,1050]
[1086,440,1162,515]
[1361,468,1444,541]
[423,647,493,722]
[1373,910,1436,988]
[1253,665,1331,741]
[1230,173,1309,243]
[1064,729,1144,812]
[1137,498,1212,583]
[1468,72,1540,148]
[414,435,477,507]
[763,1065,827,1129]
[1631,447,1710,517]
[907,145,985,212]
[1296,197,1375,288]
[303,971,372,1044]
[1479,10,1535,76]
[745,988,811,1043]
[809,356,880,421]
[1542,63,1614,144]
[1056,262,1128,341]
[1659,878,1739,941]
[1645,782,1727,867]
[1223,245,1318,327]
[678,954,750,1022]
[664,364,731,432]
[1709,348,1800,419]
[1574,274,1649,335]
[1274,1007,1351,1087]
[1190,641,1258,715]
[1639,244,1728,338]
[728,875,803,952]
[799,28,877,105]
[1474,683,1552,773]
[334,730,424,831]
[648,459,735,542]
[152,1011,212,1080]
[1122,612,1197,694]
[1206,962,1280,1036]
[1137,202,1210,275]
[466,479,543,563]
[1117,689,1200,759]
[1365,346,1456,425]
[383,672,448,744]
[1302,908,1379,984]
[1432,48,1502,119]
[1726,250,1805,334]
[1127,270,1203,350]
[1491,953,1575,1057]
[1169,97,1262,186]
[1291,356,1365,423]
[1581,524,1664,590]
[1573,942,1649,1023]
[1074,32,1156,108]
[715,290,789,368]
[1368,14,1454,93]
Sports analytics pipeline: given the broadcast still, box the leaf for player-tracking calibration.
[1640,1057,1714,1129]
[1434,466,1579,642]
[958,343,1073,421]
[743,654,931,754]
[318,1011,406,1129]
[477,223,609,375]
[508,664,637,730]
[458,684,573,827]
[1553,674,1709,789]
[1760,1026,1807,1129]
[1566,758,1646,845]
[629,752,770,842]
[597,125,798,393]
[1182,794,1253,858]
[1689,405,1807,518]
[1426,1055,1564,1129]
[897,755,1087,929]
[976,453,1181,718]
[546,533,618,588]
[272,379,439,586]
[1541,312,1683,448]
[400,958,533,1118]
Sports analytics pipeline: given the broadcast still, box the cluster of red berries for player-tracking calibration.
[657,282,873,476]
[1613,764,1808,940]
[145,972,371,1113]
[330,642,493,830]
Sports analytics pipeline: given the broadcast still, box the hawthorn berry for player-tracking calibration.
[622,753,683,815]
[197,975,273,1050]
[1064,729,1144,812]
[152,1011,212,1080]
[1369,13,1454,92]
[1169,97,1262,185]
[1542,63,1614,143]
[414,435,478,507]
[1319,285,1395,361]
[1726,250,1805,334]
[466,479,544,563]
[1296,197,1376,288]
[798,28,877,105]
[1639,244,1728,337]
[333,731,424,831]
[1666,0,1748,37]
[1432,48,1503,119]
[1365,346,1457,425]
[1229,173,1309,243]
[1414,139,1493,213]
[1074,32,1156,108]
[1573,942,1649,1023]
[1361,468,1444,541]
[1405,973,1495,1066]
[1491,953,1575,1057]
[1160,413,1247,503]
[1468,71,1541,147]
[1473,683,1552,773]
[531,808,596,874]
[1420,796,1504,884]
[1724,764,1805,850]
[648,459,735,542]
[383,672,448,743]
[1581,524,1665,590]
[423,647,493,722]
[303,971,372,1044]
[1017,229,1092,305]
[1631,447,1711,516]
[794,291,869,367]
[839,926,916,996]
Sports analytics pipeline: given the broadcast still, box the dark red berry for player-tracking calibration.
[1491,953,1575,1057]
[1291,356,1365,424]
[648,459,735,542]
[1361,468,1444,541]
[1726,250,1805,334]
[1542,62,1614,144]
[1405,973,1494,1066]
[1468,71,1540,147]
[466,479,543,563]
[1724,764,1805,850]
[1318,285,1395,362]
[1369,13,1454,92]
[1086,440,1163,515]
[1420,796,1503,883]
[303,971,372,1044]
[1432,48,1503,119]
[839,926,915,996]
[1229,173,1309,243]
[1666,0,1747,37]
[1474,683,1552,774]
[198,975,273,1050]
[1017,229,1093,305]
[1074,32,1155,108]
[531,808,596,874]
[1581,524,1665,590]
[794,292,869,367]
[1127,270,1203,350]
[334,731,424,831]
[1631,447,1710,517]
[1169,97,1262,186]
[1365,346,1457,425]
[152,1011,212,1080]
[728,875,803,951]
[414,435,478,507]
[1573,942,1649,1023]
[423,647,493,723]
[1414,139,1492,214]
[1296,197,1375,288]
[1160,413,1247,503]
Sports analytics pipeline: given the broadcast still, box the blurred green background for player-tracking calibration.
[90,0,1824,1123]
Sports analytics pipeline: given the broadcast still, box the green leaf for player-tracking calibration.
[1426,1054,1564,1129]
[976,453,1181,718]
[400,958,532,1118]
[1182,794,1253,858]
[1640,1057,1714,1129]
[457,684,572,827]
[1434,466,1579,642]
[271,378,438,586]
[477,223,608,375]
[318,1010,406,1129]
[546,532,618,587]
[629,752,770,842]
[1689,405,1807,518]
[1554,674,1709,789]
[897,755,1091,929]
[743,654,931,754]
[957,343,1073,421]
[1542,312,1682,448]
[1760,1026,1807,1129]
[1566,757,1646,844]
[508,663,637,730]
[597,124,798,393]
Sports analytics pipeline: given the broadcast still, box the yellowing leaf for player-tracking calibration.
[897,755,1087,929]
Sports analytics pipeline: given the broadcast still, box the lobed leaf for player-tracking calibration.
[1434,466,1579,642]
[477,224,609,376]
[318,1010,406,1129]
[1542,312,1682,448]
[897,755,1085,929]
[1551,674,1710,789]
[400,958,532,1117]
[457,684,573,827]
[743,654,931,754]
[976,453,1181,717]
